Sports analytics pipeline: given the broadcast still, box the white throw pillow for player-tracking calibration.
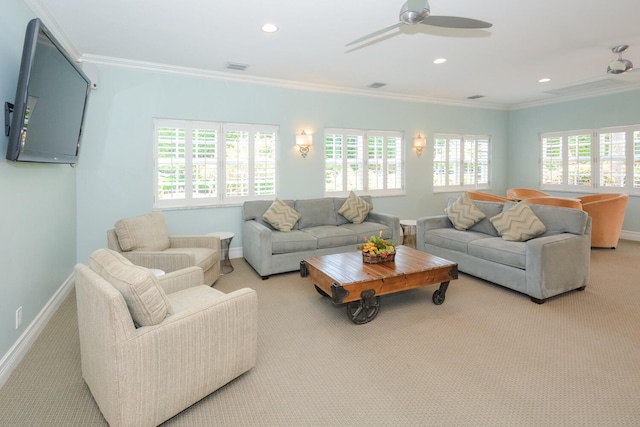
[338,191,372,224]
[262,198,301,232]
[445,192,486,230]
[490,201,547,241]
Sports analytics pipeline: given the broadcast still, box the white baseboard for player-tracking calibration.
[0,274,75,389]
[620,229,640,242]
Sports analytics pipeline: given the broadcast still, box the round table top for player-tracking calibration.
[208,231,235,240]
[400,219,416,226]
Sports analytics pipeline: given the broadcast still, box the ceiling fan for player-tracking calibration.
[607,45,634,75]
[346,0,492,47]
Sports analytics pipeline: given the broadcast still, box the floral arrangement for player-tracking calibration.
[358,231,396,259]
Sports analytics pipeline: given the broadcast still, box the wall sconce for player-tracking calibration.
[413,135,426,157]
[296,130,312,158]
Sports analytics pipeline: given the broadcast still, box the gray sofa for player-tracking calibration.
[242,196,401,278]
[417,200,592,303]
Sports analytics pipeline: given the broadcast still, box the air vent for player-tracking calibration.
[225,62,249,71]
[467,95,485,99]
[368,82,387,89]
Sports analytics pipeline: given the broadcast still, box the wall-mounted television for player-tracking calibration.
[5,18,91,165]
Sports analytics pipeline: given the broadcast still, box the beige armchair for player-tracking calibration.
[107,212,220,285]
[75,249,258,427]
[577,193,629,248]
[506,188,551,201]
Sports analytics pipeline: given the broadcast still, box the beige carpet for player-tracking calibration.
[1,241,640,426]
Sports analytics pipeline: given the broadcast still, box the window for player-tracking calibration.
[154,119,277,208]
[324,128,403,196]
[540,125,640,194]
[433,134,490,192]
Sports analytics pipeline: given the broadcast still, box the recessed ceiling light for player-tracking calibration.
[433,58,447,64]
[538,77,551,83]
[261,23,278,33]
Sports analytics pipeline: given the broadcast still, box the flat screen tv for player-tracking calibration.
[5,18,91,165]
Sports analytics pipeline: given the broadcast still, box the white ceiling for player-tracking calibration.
[25,0,640,109]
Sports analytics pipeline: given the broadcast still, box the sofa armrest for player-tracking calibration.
[157,266,204,294]
[416,215,452,251]
[242,220,273,277]
[169,235,220,250]
[367,212,402,244]
[525,223,591,299]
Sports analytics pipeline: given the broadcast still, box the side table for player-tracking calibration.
[208,231,235,274]
[400,219,416,249]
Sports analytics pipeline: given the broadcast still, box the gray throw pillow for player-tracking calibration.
[262,198,301,232]
[445,192,486,230]
[490,201,547,241]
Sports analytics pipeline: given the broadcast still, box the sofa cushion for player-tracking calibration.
[89,249,172,327]
[445,192,486,230]
[114,212,171,252]
[468,237,526,269]
[338,191,372,224]
[506,202,589,237]
[271,230,318,254]
[302,226,358,249]
[339,221,393,243]
[296,198,339,228]
[262,198,301,232]
[425,228,491,254]
[490,201,547,242]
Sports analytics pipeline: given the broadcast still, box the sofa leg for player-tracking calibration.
[530,297,545,304]
[261,275,270,280]
[577,286,586,291]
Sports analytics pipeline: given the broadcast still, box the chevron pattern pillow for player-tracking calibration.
[262,198,301,232]
[338,191,372,224]
[490,201,547,241]
[445,192,486,230]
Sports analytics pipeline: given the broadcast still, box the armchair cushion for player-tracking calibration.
[114,212,170,251]
[89,249,172,327]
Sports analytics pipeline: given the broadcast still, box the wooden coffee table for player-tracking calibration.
[300,246,458,324]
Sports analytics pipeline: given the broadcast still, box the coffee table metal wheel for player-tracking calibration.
[432,289,445,305]
[315,285,329,297]
[346,296,380,324]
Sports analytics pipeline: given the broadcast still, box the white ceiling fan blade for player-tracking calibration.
[345,22,403,47]
[422,15,492,29]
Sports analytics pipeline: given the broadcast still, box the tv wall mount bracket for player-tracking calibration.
[4,102,14,137]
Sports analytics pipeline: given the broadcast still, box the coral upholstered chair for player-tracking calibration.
[75,249,258,427]
[465,190,510,203]
[577,193,629,248]
[506,188,551,201]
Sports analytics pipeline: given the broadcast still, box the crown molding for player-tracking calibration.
[79,54,509,111]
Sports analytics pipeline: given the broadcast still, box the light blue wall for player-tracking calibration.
[508,90,640,232]
[0,1,77,360]
[76,65,509,263]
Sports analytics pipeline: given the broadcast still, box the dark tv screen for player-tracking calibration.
[5,18,91,164]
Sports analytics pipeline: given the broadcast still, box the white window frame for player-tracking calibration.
[153,118,278,209]
[432,133,491,193]
[323,128,404,197]
[540,125,640,195]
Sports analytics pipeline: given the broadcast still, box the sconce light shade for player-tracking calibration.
[413,135,426,157]
[296,130,312,158]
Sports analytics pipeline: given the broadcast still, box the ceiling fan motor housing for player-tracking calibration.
[400,3,430,24]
